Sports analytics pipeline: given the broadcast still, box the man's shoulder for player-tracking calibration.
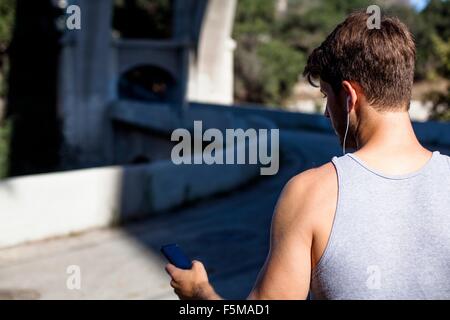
[276,162,337,221]
[273,162,338,242]
[285,162,337,197]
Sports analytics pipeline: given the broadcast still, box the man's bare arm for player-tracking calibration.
[166,163,336,300]
[247,170,321,300]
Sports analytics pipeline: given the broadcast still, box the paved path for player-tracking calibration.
[0,129,447,299]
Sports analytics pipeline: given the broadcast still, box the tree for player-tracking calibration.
[419,0,450,120]
[0,0,15,178]
[233,0,305,106]
[6,0,63,176]
[233,0,450,113]
[0,0,15,98]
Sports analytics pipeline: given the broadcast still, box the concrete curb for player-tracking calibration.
[0,148,261,249]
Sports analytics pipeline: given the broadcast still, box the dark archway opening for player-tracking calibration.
[118,65,176,103]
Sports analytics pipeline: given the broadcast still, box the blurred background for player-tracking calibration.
[0,0,448,300]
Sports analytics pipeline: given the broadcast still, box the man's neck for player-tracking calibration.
[353,110,432,174]
[356,110,424,154]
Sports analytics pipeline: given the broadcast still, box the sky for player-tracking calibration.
[409,0,429,11]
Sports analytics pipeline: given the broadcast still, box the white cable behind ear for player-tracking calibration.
[343,96,350,155]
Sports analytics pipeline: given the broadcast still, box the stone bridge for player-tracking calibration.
[59,0,236,166]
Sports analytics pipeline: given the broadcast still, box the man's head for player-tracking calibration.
[303,11,416,148]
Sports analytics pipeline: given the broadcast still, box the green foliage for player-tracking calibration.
[0,119,10,178]
[276,0,371,52]
[430,30,450,78]
[235,35,305,106]
[422,0,450,40]
[233,0,275,36]
[0,0,15,47]
[233,0,389,106]
[0,0,14,177]
[427,88,450,121]
[426,31,450,121]
[234,0,306,106]
[408,0,450,80]
[257,40,305,105]
[0,0,15,98]
[417,0,450,121]
[233,0,450,110]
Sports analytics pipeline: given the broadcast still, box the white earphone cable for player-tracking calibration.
[343,98,350,155]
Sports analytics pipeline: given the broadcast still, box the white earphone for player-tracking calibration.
[342,96,351,155]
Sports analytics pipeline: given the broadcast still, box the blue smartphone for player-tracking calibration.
[160,243,192,270]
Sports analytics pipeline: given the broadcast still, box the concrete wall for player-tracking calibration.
[108,100,263,166]
[0,151,260,249]
[109,99,450,173]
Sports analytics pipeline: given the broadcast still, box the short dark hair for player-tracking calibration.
[303,11,416,111]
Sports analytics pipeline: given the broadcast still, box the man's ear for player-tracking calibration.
[341,81,358,112]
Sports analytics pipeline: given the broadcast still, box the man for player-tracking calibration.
[165,11,450,299]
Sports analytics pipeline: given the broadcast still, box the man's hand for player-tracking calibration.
[165,260,222,300]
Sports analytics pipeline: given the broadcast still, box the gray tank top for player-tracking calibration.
[310,151,450,299]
